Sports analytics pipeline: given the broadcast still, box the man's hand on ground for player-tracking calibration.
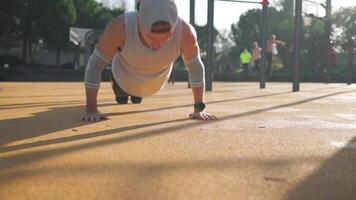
[81,111,108,122]
[189,111,217,120]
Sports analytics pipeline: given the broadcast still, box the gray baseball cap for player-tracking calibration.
[138,0,178,33]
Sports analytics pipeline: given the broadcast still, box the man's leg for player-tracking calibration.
[110,72,143,104]
[130,96,142,104]
[266,53,273,75]
[255,60,260,72]
[110,72,129,104]
[243,63,248,73]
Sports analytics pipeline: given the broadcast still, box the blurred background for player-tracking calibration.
[0,0,355,83]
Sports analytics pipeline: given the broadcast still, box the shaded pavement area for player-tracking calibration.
[1,82,356,200]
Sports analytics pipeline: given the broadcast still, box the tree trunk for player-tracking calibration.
[29,41,34,66]
[22,38,28,64]
[56,48,61,69]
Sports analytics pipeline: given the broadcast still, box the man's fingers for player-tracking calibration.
[81,113,109,122]
[190,113,200,119]
[206,114,217,120]
[200,113,208,120]
[189,112,218,120]
[199,113,209,120]
[189,113,194,119]
[189,113,206,120]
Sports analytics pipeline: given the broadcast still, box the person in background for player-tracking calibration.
[266,34,285,75]
[240,48,252,74]
[251,42,261,75]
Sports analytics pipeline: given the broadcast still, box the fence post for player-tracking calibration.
[347,37,354,85]
[260,0,269,89]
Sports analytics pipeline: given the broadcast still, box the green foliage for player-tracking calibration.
[73,0,124,29]
[279,0,294,18]
[194,24,220,55]
[230,9,261,51]
[38,0,77,48]
[0,0,20,47]
[32,0,77,66]
[302,19,325,68]
[333,6,356,48]
[0,0,124,66]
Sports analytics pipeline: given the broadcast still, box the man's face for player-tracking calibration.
[141,31,172,50]
[139,20,173,50]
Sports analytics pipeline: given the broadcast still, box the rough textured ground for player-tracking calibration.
[1,82,356,200]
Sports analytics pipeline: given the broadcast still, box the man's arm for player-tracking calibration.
[180,21,217,120]
[82,15,125,122]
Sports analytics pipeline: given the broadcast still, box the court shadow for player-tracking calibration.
[1,89,354,151]
[1,89,354,169]
[0,105,87,147]
[0,100,189,148]
[0,118,189,153]
[0,155,321,184]
[0,98,114,110]
[0,90,293,147]
[0,92,113,99]
[283,137,356,200]
[0,99,86,110]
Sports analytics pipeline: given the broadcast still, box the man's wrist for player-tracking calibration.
[86,106,98,113]
[194,102,206,112]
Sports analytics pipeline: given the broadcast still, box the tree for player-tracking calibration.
[73,0,124,30]
[0,0,125,68]
[230,9,261,52]
[73,0,102,28]
[38,0,77,67]
[303,18,325,71]
[8,0,43,63]
[333,7,356,49]
[1,0,77,66]
[214,30,235,73]
[194,24,220,56]
[0,0,20,48]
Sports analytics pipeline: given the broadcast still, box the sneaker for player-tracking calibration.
[130,96,142,104]
[116,96,128,104]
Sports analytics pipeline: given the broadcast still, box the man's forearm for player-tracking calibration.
[192,86,204,104]
[86,87,99,112]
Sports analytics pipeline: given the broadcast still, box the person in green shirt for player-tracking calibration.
[240,48,252,73]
